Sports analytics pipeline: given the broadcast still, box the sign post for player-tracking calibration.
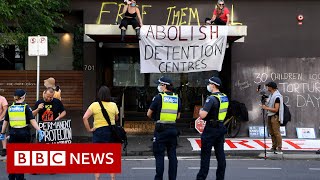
[28,35,48,101]
[28,36,48,141]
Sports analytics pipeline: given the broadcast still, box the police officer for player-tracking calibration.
[0,89,45,180]
[196,77,228,180]
[147,76,181,180]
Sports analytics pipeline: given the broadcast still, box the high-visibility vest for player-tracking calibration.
[211,93,229,121]
[8,103,27,127]
[159,93,179,122]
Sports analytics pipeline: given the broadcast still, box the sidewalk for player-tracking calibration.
[111,135,320,160]
[1,135,320,161]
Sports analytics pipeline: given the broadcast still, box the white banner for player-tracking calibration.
[139,25,228,73]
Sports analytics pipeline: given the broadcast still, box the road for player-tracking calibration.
[1,157,320,179]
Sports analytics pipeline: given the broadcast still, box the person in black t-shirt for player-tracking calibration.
[33,87,66,122]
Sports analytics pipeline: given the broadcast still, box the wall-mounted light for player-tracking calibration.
[297,14,304,25]
[62,33,71,42]
[99,42,103,48]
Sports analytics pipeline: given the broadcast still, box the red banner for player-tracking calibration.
[7,143,121,174]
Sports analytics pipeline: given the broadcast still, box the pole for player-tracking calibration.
[262,108,267,159]
[35,35,40,142]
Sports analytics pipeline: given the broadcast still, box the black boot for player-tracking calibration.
[135,28,140,40]
[121,29,126,42]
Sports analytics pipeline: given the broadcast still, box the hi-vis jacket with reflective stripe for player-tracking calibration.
[211,93,229,121]
[159,93,179,122]
[8,103,27,127]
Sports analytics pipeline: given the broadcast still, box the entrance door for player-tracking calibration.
[96,45,231,124]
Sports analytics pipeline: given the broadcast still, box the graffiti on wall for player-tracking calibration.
[96,2,241,26]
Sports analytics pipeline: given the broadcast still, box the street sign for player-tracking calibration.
[28,36,48,56]
[195,117,206,134]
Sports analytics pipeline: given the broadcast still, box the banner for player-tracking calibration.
[188,138,320,151]
[7,143,121,173]
[38,119,72,144]
[139,25,228,73]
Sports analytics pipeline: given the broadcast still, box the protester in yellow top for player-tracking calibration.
[83,86,119,180]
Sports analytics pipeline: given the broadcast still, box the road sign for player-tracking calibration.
[28,36,48,56]
[195,117,206,134]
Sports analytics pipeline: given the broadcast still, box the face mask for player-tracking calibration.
[207,85,212,93]
[131,3,136,6]
[157,85,163,93]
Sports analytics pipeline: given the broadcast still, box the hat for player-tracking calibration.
[207,76,222,86]
[14,89,26,97]
[154,76,172,85]
[266,81,277,89]
[44,77,56,88]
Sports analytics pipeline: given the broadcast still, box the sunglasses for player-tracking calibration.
[219,4,224,6]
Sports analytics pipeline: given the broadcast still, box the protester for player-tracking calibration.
[83,86,119,180]
[147,76,181,180]
[261,81,283,154]
[43,77,62,100]
[119,0,143,41]
[205,0,230,25]
[33,87,66,122]
[0,89,44,180]
[0,92,8,157]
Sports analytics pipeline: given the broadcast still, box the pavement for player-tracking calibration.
[1,135,320,162]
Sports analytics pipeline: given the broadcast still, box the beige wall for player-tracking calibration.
[25,33,74,70]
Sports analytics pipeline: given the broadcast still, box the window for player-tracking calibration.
[113,55,144,87]
[0,45,25,70]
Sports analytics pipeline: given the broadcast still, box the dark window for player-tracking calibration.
[0,45,25,70]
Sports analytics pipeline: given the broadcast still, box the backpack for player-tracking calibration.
[281,103,291,126]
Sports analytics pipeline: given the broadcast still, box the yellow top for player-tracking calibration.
[88,101,119,128]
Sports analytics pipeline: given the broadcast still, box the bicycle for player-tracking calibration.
[223,115,241,138]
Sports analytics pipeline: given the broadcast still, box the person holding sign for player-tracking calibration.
[196,76,228,180]
[33,87,66,122]
[119,0,143,42]
[0,89,44,180]
[147,76,181,180]
[205,0,230,25]
[83,86,119,180]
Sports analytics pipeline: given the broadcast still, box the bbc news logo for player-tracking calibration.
[7,144,121,174]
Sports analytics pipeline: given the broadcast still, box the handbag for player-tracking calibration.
[98,101,128,147]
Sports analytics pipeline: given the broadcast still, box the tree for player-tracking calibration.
[0,0,70,49]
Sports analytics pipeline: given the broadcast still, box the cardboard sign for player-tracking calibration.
[38,119,72,144]
[296,128,316,139]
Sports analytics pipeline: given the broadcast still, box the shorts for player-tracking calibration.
[92,126,112,143]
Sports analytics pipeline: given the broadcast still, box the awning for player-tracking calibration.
[84,24,247,43]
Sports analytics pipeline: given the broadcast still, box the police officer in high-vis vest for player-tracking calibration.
[0,89,45,180]
[196,77,228,180]
[147,76,181,180]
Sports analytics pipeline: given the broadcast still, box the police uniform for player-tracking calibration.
[0,89,39,180]
[197,77,229,180]
[148,77,181,180]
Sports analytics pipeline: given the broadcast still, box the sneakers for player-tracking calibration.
[0,149,6,157]
[274,148,283,154]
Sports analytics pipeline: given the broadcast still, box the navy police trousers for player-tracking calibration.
[196,123,227,180]
[153,124,178,180]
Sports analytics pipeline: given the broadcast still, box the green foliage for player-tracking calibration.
[0,0,70,49]
[72,24,84,70]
